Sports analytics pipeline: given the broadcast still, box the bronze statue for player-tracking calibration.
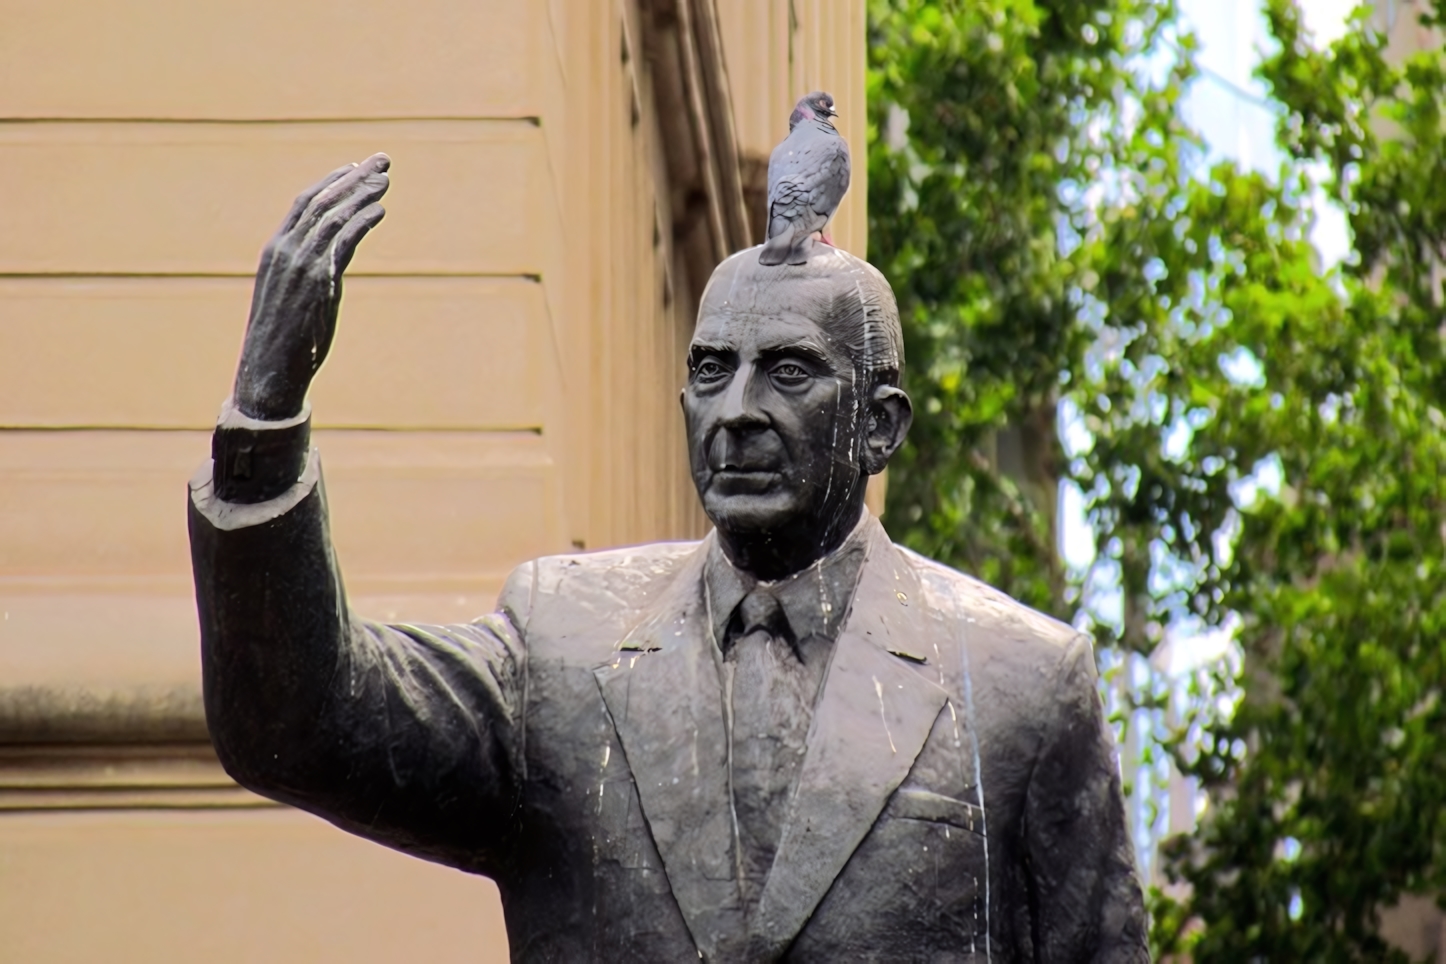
[189,152,1148,961]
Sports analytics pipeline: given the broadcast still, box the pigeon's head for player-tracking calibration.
[789,91,839,130]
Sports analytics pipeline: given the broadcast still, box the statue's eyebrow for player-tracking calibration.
[688,339,835,369]
[757,341,833,367]
[687,342,735,366]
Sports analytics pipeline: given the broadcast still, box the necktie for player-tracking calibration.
[725,588,816,905]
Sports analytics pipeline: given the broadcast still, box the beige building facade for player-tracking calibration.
[0,2,867,959]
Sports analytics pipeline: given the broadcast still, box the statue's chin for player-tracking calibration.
[700,473,865,550]
[700,487,805,540]
[702,476,867,578]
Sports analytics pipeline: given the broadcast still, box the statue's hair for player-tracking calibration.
[696,245,905,386]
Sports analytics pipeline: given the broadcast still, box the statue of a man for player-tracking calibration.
[190,154,1148,961]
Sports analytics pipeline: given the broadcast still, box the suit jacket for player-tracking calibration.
[189,448,1148,962]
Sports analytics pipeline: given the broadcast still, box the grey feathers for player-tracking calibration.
[759,91,851,266]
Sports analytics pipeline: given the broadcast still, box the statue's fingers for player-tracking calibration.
[306,173,389,252]
[297,153,391,232]
[359,152,390,174]
[279,164,355,235]
[329,202,387,276]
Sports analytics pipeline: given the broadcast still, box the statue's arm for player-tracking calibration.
[187,157,526,875]
[1023,635,1150,963]
[190,459,528,873]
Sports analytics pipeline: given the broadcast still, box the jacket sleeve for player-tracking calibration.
[189,444,531,877]
[1023,634,1150,963]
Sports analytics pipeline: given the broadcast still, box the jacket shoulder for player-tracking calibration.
[897,545,1085,666]
[498,541,703,654]
[533,540,701,592]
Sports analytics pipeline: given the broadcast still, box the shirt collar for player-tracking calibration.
[703,511,875,650]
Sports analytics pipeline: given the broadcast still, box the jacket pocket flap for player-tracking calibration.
[885,788,986,837]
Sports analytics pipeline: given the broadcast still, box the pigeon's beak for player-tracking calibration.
[826,106,839,117]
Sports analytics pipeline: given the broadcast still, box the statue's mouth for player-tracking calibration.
[710,469,783,494]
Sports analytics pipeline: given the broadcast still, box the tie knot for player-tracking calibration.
[729,588,791,646]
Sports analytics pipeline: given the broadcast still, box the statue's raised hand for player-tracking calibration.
[232,153,390,421]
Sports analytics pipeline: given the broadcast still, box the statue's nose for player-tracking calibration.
[718,362,768,429]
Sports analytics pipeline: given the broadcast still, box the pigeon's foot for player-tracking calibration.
[820,231,834,246]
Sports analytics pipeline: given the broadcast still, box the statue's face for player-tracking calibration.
[683,304,864,539]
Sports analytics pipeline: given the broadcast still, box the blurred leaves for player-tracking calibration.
[867,0,1173,612]
[868,0,1446,959]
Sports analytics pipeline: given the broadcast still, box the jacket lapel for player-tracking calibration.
[750,524,951,957]
[591,537,744,959]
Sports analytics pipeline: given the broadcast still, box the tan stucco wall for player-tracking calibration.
[0,1,865,959]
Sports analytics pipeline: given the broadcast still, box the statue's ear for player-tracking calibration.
[861,384,912,475]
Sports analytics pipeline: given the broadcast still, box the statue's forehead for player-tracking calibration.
[691,303,834,347]
[706,269,838,315]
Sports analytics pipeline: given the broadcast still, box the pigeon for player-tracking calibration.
[758,91,851,266]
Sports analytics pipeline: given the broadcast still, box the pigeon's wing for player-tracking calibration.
[766,132,809,202]
[766,146,785,200]
[766,177,825,238]
[769,176,811,214]
[815,139,844,216]
[766,124,839,193]
[765,144,820,237]
[773,135,849,232]
[760,170,817,264]
[803,138,850,221]
[761,126,850,265]
[766,131,844,225]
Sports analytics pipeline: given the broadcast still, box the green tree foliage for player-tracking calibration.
[868,0,1172,615]
[868,0,1446,958]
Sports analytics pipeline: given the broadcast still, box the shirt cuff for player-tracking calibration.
[211,397,312,504]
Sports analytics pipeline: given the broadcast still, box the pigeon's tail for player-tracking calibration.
[758,224,794,266]
[784,235,818,265]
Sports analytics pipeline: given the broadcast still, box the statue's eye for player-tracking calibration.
[771,362,810,384]
[694,360,727,381]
